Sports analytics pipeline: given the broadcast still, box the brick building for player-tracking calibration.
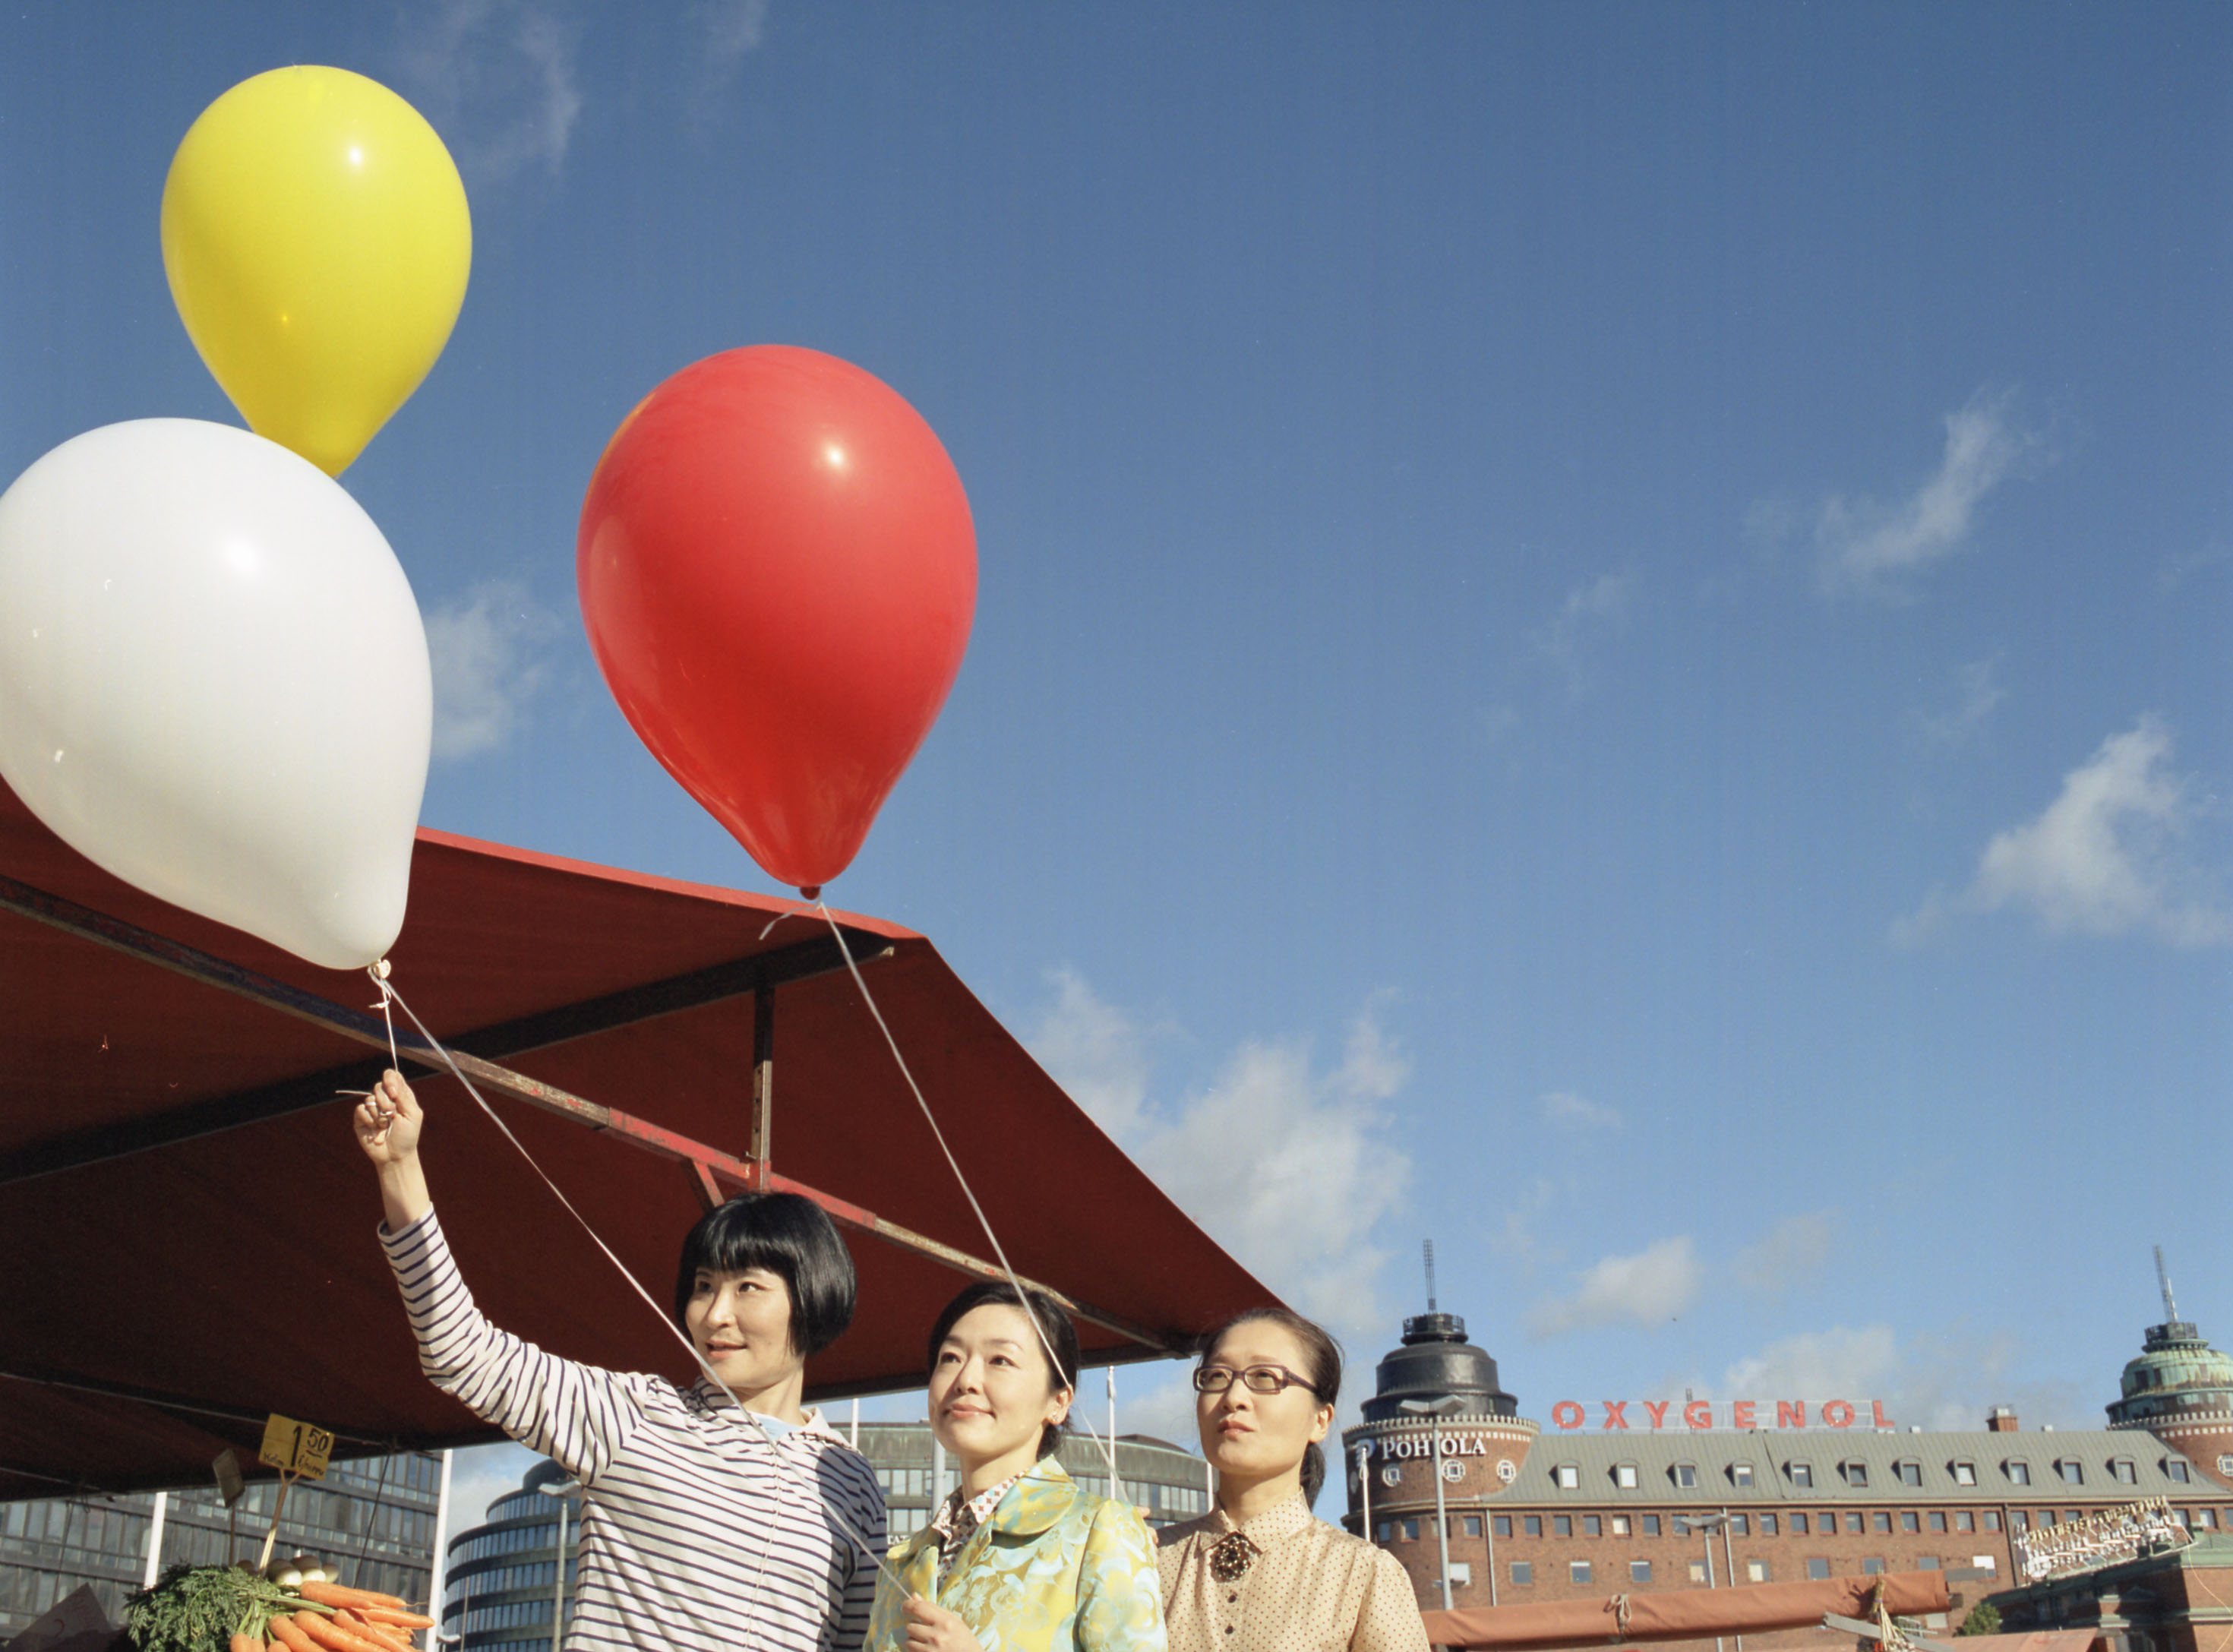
[1340,1295,2233,1652]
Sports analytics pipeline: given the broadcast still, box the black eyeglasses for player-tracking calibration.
[1192,1363,1317,1396]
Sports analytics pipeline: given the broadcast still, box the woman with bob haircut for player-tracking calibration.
[355,1069,884,1652]
[1156,1308,1426,1652]
[864,1279,1165,1652]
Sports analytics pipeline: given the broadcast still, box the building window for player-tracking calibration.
[1584,1516,1601,1537]
[1731,1463,1754,1488]
[1689,1561,1709,1584]
[1571,1562,1593,1585]
[1402,1519,1420,1541]
[1953,1461,1977,1486]
[1843,1462,1869,1488]
[1495,1515,1512,1538]
[1612,1515,1631,1536]
[1844,1514,1864,1534]
[1808,1559,1831,1581]
[2007,1511,2026,1533]
[1871,1512,1891,1534]
[1642,1515,1662,1537]
[1556,1464,1581,1489]
[1928,1511,1947,1532]
[1789,1462,1813,1488]
[1747,1561,1769,1583]
[1464,1515,1483,1537]
[1902,1512,1920,1533]
[1953,1511,1972,1532]
[2005,1461,2031,1486]
[1790,1513,1808,1535]
[1674,1464,1699,1489]
[1729,1515,1748,1536]
[1376,1522,1391,1542]
[1524,1516,1543,1537]
[1919,1557,1941,1571]
[2064,1510,2081,1524]
[1862,1559,1886,1576]
[1511,1562,1533,1586]
[2111,1461,2137,1484]
[1612,1462,1638,1489]
[2057,1461,2083,1485]
[2200,1509,2219,1529]
[1554,1516,1572,1538]
[1983,1511,2002,1531]
[1896,1461,1922,1487]
[1631,1561,1652,1583]
[2166,1461,2190,1483]
[1760,1515,1778,1536]
[2219,1456,2233,1477]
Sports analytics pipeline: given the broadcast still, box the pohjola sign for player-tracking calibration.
[1543,1399,1899,1430]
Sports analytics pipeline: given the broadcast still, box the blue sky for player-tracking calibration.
[6,2,2231,1519]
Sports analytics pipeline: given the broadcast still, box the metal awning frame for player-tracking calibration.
[0,871,1175,1364]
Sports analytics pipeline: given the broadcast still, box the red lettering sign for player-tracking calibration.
[1644,1401,1670,1429]
[1777,1401,1805,1429]
[1822,1400,1855,1428]
[1683,1401,1712,1429]
[1552,1400,1585,1430]
[1732,1401,1756,1429]
[1603,1401,1629,1429]
[1872,1401,1895,1429]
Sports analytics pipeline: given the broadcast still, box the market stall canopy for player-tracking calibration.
[1421,1570,1954,1650]
[0,783,1276,1501]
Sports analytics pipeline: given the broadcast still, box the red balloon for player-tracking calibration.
[577,346,977,893]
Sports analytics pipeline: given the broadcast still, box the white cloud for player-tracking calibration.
[1720,1324,2089,1433]
[1025,974,1414,1347]
[1527,1236,1699,1338]
[444,1439,543,1527]
[1921,656,2007,747]
[1897,716,2230,946]
[1721,1324,1900,1400]
[425,580,567,760]
[693,0,770,71]
[1540,1091,1621,1131]
[1814,388,2044,594]
[397,0,585,184]
[1530,571,1635,687]
[1732,1211,1837,1297]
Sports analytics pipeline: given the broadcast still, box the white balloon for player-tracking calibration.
[0,419,431,969]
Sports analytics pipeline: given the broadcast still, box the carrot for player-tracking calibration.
[292,1609,393,1652]
[232,1634,264,1652]
[337,1611,414,1652]
[268,1619,322,1652]
[298,1584,409,1613]
[355,1609,436,1631]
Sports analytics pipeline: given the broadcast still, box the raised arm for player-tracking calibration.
[359,1069,644,1483]
[353,1067,431,1230]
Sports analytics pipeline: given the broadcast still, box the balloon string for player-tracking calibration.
[362,966,903,1607]
[756,895,820,941]
[813,905,1124,1475]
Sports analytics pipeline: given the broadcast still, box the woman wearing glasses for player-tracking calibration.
[1157,1309,1428,1652]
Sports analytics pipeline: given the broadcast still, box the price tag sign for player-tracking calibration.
[257,1414,333,1480]
[212,1448,245,1508]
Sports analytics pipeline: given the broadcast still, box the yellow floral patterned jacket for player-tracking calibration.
[865,1458,1167,1652]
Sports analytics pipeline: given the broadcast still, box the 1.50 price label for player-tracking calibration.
[257,1414,333,1480]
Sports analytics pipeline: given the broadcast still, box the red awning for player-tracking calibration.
[0,783,1276,1500]
[1422,1571,1955,1650]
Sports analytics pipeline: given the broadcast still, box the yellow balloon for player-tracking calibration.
[162,67,471,475]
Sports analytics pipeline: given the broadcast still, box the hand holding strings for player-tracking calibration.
[902,1596,988,1652]
[351,1068,431,1230]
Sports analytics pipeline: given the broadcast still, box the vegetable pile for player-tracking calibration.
[123,1564,434,1652]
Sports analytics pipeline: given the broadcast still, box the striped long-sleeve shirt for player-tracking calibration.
[382,1208,885,1652]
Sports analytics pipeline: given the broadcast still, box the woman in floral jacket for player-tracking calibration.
[865,1281,1165,1652]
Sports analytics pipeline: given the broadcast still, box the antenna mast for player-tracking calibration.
[2155,1245,2180,1323]
[1423,1239,1438,1313]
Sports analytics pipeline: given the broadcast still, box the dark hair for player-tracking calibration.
[674,1192,857,1357]
[1197,1307,1343,1504]
[927,1281,1079,1461]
